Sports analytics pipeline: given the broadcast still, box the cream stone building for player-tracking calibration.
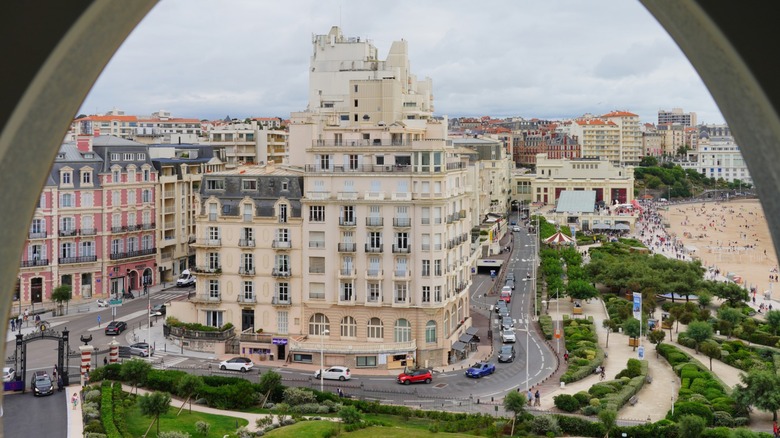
[567,118,621,164]
[601,111,642,165]
[209,121,289,168]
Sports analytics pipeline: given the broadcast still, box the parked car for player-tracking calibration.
[501,316,514,330]
[150,303,166,316]
[104,320,127,335]
[498,345,516,363]
[31,371,53,396]
[3,367,15,382]
[465,362,495,378]
[314,366,351,381]
[397,368,432,385]
[96,299,109,308]
[129,342,154,357]
[219,357,254,372]
[501,329,516,343]
[176,269,196,287]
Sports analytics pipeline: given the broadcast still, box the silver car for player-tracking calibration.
[129,342,154,357]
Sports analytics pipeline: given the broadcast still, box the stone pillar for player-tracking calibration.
[79,345,94,386]
[109,340,119,364]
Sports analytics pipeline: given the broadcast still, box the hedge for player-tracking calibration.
[111,382,132,438]
[539,315,554,340]
[101,381,121,438]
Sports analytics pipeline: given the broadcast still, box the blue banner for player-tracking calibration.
[632,292,642,320]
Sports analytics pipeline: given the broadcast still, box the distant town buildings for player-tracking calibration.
[658,108,697,127]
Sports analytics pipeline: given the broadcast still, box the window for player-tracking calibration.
[61,171,72,185]
[395,232,408,249]
[142,235,152,250]
[340,316,357,338]
[80,241,94,257]
[293,353,313,363]
[111,239,122,255]
[309,205,325,222]
[60,242,74,258]
[128,212,136,228]
[308,313,330,335]
[309,282,325,300]
[143,169,150,181]
[276,282,289,302]
[309,256,325,274]
[367,283,380,302]
[208,280,220,299]
[356,356,377,367]
[348,154,359,170]
[435,259,442,276]
[242,179,257,190]
[421,207,430,225]
[81,192,93,207]
[243,281,254,301]
[110,153,120,161]
[368,231,381,249]
[39,193,45,208]
[241,253,254,272]
[124,153,133,161]
[81,171,91,185]
[340,282,354,301]
[208,252,220,270]
[309,231,325,248]
[421,260,430,277]
[112,190,120,206]
[142,189,151,203]
[276,228,289,243]
[243,204,253,222]
[318,154,331,170]
[425,320,437,343]
[367,317,383,339]
[395,283,408,303]
[277,311,288,335]
[127,237,138,252]
[341,205,354,223]
[112,169,120,182]
[275,254,289,274]
[127,189,135,204]
[435,285,442,302]
[205,310,222,327]
[60,217,74,232]
[422,286,430,302]
[281,180,288,191]
[60,193,73,207]
[29,244,45,261]
[278,203,288,223]
[30,218,45,235]
[394,319,411,342]
[443,311,450,337]
[206,179,225,190]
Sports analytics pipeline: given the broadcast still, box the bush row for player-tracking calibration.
[100,381,121,438]
[560,318,605,384]
[111,382,132,438]
[539,315,554,340]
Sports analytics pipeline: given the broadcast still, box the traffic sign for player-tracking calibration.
[97,315,101,325]
[637,345,645,360]
[109,299,123,307]
[554,330,561,339]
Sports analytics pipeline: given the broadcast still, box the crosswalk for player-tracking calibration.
[152,292,189,302]
[131,350,190,369]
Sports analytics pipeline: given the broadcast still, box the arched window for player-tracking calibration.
[425,320,437,343]
[340,316,356,338]
[394,319,411,343]
[450,304,457,331]
[443,311,450,337]
[308,313,330,335]
[367,317,383,339]
[457,298,464,322]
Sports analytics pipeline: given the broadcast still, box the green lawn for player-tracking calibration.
[264,422,481,438]
[124,403,249,437]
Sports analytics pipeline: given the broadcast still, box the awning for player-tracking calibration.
[592,223,611,230]
[451,341,467,352]
[613,223,630,231]
[458,334,474,343]
[465,327,479,336]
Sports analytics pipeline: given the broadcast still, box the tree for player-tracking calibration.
[195,421,210,436]
[765,310,780,335]
[665,314,676,341]
[339,405,362,424]
[717,306,743,338]
[503,390,526,436]
[603,319,618,348]
[258,370,284,404]
[678,414,707,438]
[566,279,599,301]
[139,391,171,436]
[624,318,641,351]
[176,373,202,414]
[734,370,780,421]
[120,359,152,394]
[648,329,666,353]
[699,340,721,371]
[741,318,757,344]
[711,282,749,307]
[697,291,712,309]
[686,321,714,353]
[639,156,659,167]
[598,409,617,438]
[51,284,72,316]
[669,305,685,333]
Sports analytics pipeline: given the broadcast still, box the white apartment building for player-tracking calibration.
[567,119,621,164]
[682,129,752,184]
[658,108,697,127]
[451,137,513,216]
[601,111,642,165]
[209,121,289,168]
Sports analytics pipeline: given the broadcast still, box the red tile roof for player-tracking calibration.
[601,111,638,118]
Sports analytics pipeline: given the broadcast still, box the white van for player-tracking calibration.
[176,269,196,287]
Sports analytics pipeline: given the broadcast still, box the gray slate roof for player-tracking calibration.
[555,190,597,213]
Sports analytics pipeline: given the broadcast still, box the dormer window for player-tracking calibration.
[61,171,72,185]
[112,169,120,183]
[81,171,92,185]
[281,180,289,191]
[242,179,257,191]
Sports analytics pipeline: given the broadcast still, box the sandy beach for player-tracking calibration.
[664,199,779,297]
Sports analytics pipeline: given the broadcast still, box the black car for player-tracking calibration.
[31,371,53,396]
[498,345,516,363]
[150,304,166,316]
[104,320,127,335]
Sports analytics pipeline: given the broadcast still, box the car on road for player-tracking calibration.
[176,269,196,287]
[495,300,507,313]
[96,299,109,308]
[314,366,351,381]
[465,362,495,378]
[3,367,15,382]
[31,371,53,396]
[501,316,514,330]
[150,303,166,316]
[397,368,432,385]
[498,307,510,318]
[505,279,515,290]
[498,345,516,363]
[104,320,127,335]
[512,225,521,232]
[219,357,254,372]
[129,342,154,357]
[501,329,516,343]
[506,272,515,281]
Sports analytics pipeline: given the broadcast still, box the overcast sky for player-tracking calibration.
[79,0,725,125]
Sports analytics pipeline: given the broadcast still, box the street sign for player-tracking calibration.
[554,330,561,339]
[109,299,123,307]
[97,315,101,325]
[637,345,645,360]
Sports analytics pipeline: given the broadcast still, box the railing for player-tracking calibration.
[80,228,97,236]
[239,267,255,276]
[305,164,412,174]
[164,191,175,198]
[272,268,291,278]
[238,239,255,248]
[309,241,325,248]
[271,296,291,306]
[142,223,155,230]
[446,215,454,224]
[59,229,77,237]
[239,331,274,343]
[393,218,411,227]
[59,255,97,264]
[459,210,467,219]
[338,243,356,252]
[339,293,356,303]
[193,265,221,274]
[366,217,383,226]
[194,238,221,246]
[290,338,416,354]
[306,191,330,200]
[272,240,292,249]
[188,294,222,303]
[312,139,411,148]
[365,269,383,278]
[126,224,141,231]
[366,294,382,304]
[393,270,410,279]
[166,324,233,340]
[337,192,359,200]
[109,248,155,260]
[364,192,385,201]
[238,294,257,304]
[394,295,410,305]
[309,267,325,274]
[110,226,125,233]
[339,268,356,277]
[392,192,412,201]
[28,231,47,239]
[21,258,49,268]
[392,245,410,254]
[339,218,356,226]
[365,244,383,253]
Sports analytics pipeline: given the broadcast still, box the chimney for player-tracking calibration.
[266,160,275,174]
[77,134,92,152]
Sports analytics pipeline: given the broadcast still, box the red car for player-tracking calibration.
[397,369,432,385]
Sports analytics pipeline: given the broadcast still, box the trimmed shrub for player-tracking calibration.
[553,394,580,412]
[669,401,714,424]
[529,414,561,436]
[144,369,188,393]
[573,391,591,406]
[556,414,604,436]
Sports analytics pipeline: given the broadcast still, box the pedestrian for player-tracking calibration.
[771,304,774,311]
[534,389,540,406]
[10,318,15,332]
[71,393,79,410]
[600,367,606,381]
[53,364,58,380]
[526,389,533,406]
[337,387,343,398]
[103,357,108,367]
[564,352,569,363]
[17,314,22,330]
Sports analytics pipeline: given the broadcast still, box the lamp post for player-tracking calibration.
[320,327,329,392]
[524,316,530,392]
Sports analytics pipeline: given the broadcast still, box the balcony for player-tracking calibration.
[366,294,382,306]
[311,139,411,148]
[110,226,126,233]
[337,191,359,201]
[309,241,325,249]
[393,270,411,280]
[290,338,416,355]
[338,218,356,227]
[304,164,412,174]
[272,296,292,306]
[28,231,47,239]
[393,218,411,227]
[365,217,383,227]
[339,293,356,305]
[446,215,454,224]
[306,191,330,200]
[338,268,356,279]
[392,192,412,201]
[392,245,410,254]
[272,240,292,249]
[393,295,411,306]
[365,269,383,279]
[79,228,97,236]
[142,222,156,230]
[272,268,291,278]
[58,229,77,237]
[365,244,383,253]
[193,238,221,247]
[239,267,256,276]
[21,258,49,268]
[109,248,156,260]
[364,191,386,201]
[459,210,467,219]
[59,255,97,264]
[238,239,255,248]
[193,265,221,275]
[189,294,222,304]
[238,294,257,304]
[337,243,356,252]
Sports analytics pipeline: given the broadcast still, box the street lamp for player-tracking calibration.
[320,327,330,392]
